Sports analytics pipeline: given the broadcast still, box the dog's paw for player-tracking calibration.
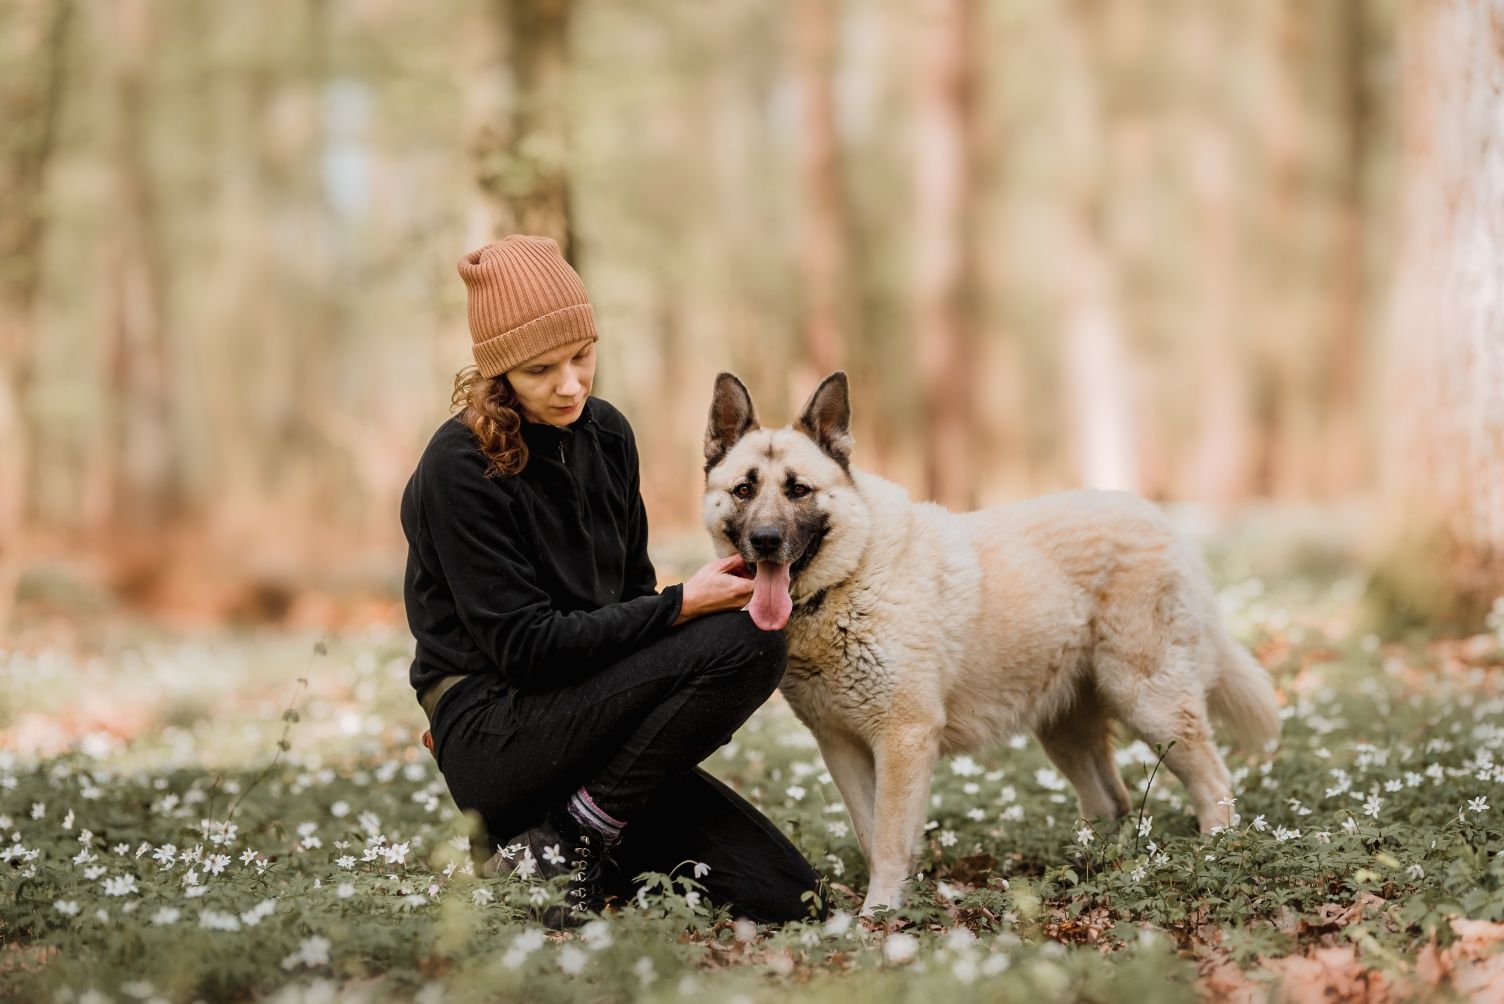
[858,891,904,918]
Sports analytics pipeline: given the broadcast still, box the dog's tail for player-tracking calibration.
[1208,632,1281,752]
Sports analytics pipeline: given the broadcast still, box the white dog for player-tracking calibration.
[701,371,1280,912]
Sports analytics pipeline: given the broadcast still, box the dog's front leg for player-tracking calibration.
[861,722,941,915]
[816,730,877,864]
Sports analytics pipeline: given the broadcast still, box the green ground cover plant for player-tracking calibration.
[3,575,1504,1002]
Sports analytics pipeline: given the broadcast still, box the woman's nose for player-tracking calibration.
[557,367,582,397]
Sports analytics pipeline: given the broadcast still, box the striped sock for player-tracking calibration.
[567,787,626,843]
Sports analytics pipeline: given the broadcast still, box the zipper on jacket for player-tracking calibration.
[558,439,585,523]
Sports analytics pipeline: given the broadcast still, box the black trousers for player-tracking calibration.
[427,610,825,923]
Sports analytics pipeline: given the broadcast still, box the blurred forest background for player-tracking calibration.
[1,0,1501,645]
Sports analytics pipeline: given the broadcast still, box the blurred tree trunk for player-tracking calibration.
[1063,0,1137,495]
[1248,0,1370,503]
[1179,6,1251,506]
[475,0,576,258]
[103,0,179,535]
[794,0,847,396]
[0,0,73,633]
[912,0,977,509]
[1319,0,1368,499]
[1063,223,1137,492]
[1370,0,1504,631]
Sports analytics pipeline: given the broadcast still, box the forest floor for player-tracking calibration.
[3,548,1504,1003]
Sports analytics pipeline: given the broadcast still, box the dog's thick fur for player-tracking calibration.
[701,371,1281,913]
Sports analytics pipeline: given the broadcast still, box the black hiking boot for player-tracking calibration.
[483,808,612,928]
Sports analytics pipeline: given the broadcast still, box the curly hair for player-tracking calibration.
[451,364,528,477]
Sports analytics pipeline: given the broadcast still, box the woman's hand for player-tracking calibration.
[673,553,756,627]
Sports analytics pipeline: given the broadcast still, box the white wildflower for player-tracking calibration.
[950,756,983,776]
[580,918,613,949]
[102,874,138,896]
[199,909,241,932]
[558,945,589,975]
[280,934,331,969]
[884,933,919,963]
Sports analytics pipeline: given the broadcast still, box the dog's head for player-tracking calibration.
[701,371,870,630]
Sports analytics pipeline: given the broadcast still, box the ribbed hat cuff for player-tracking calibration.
[471,303,598,378]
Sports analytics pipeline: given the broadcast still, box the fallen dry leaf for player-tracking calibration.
[1262,945,1391,1004]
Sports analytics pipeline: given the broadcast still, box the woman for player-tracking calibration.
[400,235,825,928]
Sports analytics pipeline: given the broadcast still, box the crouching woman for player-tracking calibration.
[400,235,825,928]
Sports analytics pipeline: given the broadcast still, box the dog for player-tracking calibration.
[700,370,1281,913]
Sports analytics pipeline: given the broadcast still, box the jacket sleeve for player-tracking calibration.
[421,447,684,693]
[620,419,664,602]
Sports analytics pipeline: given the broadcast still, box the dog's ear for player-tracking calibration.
[705,372,759,472]
[795,371,853,470]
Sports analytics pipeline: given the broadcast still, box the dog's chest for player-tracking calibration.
[780,591,896,731]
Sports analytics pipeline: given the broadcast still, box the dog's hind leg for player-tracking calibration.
[862,720,942,914]
[1104,652,1234,834]
[1034,686,1132,821]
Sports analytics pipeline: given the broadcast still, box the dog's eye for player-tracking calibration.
[733,483,753,498]
[790,483,811,498]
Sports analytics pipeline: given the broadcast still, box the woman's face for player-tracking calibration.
[505,337,597,427]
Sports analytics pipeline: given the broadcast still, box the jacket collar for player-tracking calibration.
[520,397,596,455]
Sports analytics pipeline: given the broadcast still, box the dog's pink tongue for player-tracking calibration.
[749,561,792,631]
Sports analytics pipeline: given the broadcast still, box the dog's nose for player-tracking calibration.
[749,526,782,555]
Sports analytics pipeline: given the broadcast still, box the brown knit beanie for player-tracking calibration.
[457,235,599,378]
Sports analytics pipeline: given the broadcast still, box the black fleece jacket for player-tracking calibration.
[400,396,684,697]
